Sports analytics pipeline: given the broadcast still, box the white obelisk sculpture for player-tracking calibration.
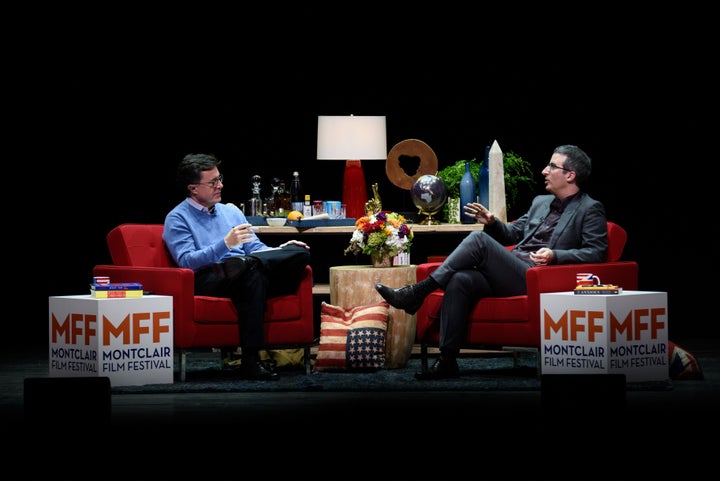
[489,140,507,222]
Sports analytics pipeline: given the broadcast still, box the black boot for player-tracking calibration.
[415,354,460,380]
[374,277,439,315]
[241,349,279,381]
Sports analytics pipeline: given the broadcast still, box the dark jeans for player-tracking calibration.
[195,245,311,350]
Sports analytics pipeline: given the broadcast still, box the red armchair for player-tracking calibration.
[415,221,639,372]
[92,224,316,380]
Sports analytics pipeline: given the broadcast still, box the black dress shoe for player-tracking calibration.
[415,356,460,380]
[375,283,424,314]
[213,256,258,280]
[242,361,279,381]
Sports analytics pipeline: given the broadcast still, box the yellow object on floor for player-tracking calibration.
[261,349,307,368]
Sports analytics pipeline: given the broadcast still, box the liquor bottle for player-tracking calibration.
[290,171,304,212]
[266,177,281,216]
[302,194,313,217]
[275,180,291,215]
[459,161,477,224]
[478,145,490,209]
[248,175,263,216]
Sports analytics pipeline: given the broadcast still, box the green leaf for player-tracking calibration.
[436,150,535,216]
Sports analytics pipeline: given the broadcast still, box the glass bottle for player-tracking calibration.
[248,174,263,216]
[266,177,281,216]
[478,145,490,209]
[290,171,304,212]
[459,161,477,224]
[275,180,291,214]
[302,194,313,217]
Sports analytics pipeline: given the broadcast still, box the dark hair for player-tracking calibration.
[177,153,222,196]
[553,145,591,186]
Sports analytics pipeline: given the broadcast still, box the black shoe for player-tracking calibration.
[415,356,460,380]
[213,256,258,280]
[241,361,279,381]
[375,283,424,314]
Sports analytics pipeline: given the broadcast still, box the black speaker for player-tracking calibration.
[24,377,111,428]
[541,374,626,415]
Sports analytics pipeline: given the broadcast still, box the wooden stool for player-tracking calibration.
[329,265,417,368]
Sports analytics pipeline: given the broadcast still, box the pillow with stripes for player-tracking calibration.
[314,301,389,372]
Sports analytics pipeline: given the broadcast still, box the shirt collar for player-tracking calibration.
[552,192,579,213]
[187,197,215,215]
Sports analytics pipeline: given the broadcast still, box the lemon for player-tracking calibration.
[287,210,304,221]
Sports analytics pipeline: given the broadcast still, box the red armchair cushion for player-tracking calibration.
[193,295,302,324]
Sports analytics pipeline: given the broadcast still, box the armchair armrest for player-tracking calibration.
[93,264,194,295]
[525,261,639,294]
[92,264,197,322]
[526,260,639,327]
[416,262,441,282]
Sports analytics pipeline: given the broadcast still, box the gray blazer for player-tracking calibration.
[485,192,608,264]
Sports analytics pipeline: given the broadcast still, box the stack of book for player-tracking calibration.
[574,284,622,295]
[90,282,144,298]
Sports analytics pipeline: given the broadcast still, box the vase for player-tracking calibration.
[478,145,490,208]
[446,196,460,224]
[371,252,392,268]
[459,160,477,224]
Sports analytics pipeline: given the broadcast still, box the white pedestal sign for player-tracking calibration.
[540,291,668,382]
[49,295,174,386]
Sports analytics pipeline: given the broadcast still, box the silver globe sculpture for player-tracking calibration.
[411,174,448,225]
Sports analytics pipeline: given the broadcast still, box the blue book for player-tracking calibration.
[90,282,143,291]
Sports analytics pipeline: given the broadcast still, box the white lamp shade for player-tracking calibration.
[316,115,387,160]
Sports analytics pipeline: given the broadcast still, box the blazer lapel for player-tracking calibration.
[549,193,583,246]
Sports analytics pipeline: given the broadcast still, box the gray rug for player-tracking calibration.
[111,351,672,394]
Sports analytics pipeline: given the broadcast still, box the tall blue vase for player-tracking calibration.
[478,145,490,208]
[459,161,477,224]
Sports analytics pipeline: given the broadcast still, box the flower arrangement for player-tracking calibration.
[344,211,414,260]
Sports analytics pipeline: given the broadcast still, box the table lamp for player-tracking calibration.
[316,115,387,219]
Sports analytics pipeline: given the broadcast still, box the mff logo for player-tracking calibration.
[543,307,666,342]
[51,311,171,346]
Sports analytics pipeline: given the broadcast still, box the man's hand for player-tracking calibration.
[529,248,554,266]
[463,202,496,225]
[225,223,256,249]
[280,240,310,250]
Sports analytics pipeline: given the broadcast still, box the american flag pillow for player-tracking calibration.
[314,301,389,371]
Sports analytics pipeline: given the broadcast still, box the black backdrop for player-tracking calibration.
[20,13,715,347]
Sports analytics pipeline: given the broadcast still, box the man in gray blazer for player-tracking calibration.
[375,144,607,379]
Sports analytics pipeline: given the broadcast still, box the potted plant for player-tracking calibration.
[437,150,535,223]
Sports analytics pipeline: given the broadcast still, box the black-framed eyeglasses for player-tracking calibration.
[547,162,573,173]
[194,174,224,188]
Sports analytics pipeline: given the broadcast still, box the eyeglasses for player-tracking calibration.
[547,162,573,173]
[194,174,224,188]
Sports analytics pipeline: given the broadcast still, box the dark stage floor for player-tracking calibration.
[3,338,719,431]
[3,337,719,473]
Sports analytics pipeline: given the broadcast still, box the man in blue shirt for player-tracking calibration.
[163,153,311,380]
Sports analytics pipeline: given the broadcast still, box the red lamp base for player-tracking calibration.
[342,160,367,219]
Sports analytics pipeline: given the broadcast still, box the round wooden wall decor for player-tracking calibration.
[385,139,439,190]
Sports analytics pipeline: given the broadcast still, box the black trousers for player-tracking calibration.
[194,244,311,351]
[429,231,530,352]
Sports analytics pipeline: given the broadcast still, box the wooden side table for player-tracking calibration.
[329,265,416,369]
